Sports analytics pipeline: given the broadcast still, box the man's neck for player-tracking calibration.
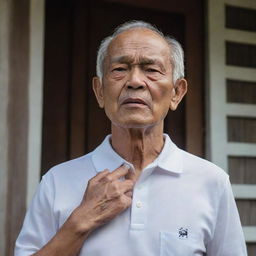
[111,123,165,178]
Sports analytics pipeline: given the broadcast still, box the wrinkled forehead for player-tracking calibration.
[105,28,171,65]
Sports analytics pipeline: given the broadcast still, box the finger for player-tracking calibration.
[92,169,110,182]
[125,170,136,181]
[108,180,134,199]
[106,164,131,181]
[99,196,132,224]
[118,179,134,193]
[108,195,132,212]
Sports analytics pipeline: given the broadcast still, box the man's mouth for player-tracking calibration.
[121,98,148,106]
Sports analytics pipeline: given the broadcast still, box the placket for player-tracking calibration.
[130,167,154,230]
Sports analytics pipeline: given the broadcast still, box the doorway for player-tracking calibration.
[41,0,204,175]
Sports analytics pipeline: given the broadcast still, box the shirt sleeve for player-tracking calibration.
[206,177,248,256]
[14,175,57,256]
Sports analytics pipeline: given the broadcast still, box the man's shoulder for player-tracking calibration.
[179,148,229,184]
[43,151,95,181]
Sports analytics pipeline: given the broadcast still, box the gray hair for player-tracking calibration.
[96,20,185,83]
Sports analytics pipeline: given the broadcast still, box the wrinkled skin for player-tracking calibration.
[74,165,134,230]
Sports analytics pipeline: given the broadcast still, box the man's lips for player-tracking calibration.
[121,98,148,106]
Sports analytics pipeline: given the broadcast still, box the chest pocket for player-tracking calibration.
[160,231,204,256]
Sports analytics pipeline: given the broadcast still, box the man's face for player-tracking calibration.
[93,28,187,129]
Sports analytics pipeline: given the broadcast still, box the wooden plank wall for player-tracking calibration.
[225,3,256,255]
[5,1,30,255]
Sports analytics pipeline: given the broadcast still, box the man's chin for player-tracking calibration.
[113,118,157,129]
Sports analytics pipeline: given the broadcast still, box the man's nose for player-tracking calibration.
[126,68,146,89]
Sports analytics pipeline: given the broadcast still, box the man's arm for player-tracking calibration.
[16,164,134,256]
[206,177,247,256]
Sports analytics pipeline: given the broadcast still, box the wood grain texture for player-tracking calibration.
[226,42,256,68]
[247,243,256,256]
[69,0,89,158]
[228,117,256,143]
[41,0,74,174]
[6,0,30,255]
[229,156,256,184]
[236,200,256,226]
[227,79,256,104]
[226,5,256,32]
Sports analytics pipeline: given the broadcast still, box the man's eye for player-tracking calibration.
[112,67,126,72]
[146,68,159,73]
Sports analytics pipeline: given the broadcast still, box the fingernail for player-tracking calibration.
[123,163,130,170]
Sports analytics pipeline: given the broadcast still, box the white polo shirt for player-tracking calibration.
[15,134,247,256]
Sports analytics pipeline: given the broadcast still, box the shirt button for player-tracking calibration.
[136,201,142,208]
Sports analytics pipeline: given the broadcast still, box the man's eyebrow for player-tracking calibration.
[110,55,134,64]
[110,56,166,70]
[139,57,166,72]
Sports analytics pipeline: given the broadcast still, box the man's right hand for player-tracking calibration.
[33,164,134,256]
[71,164,134,234]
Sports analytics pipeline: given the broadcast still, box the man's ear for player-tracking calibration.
[92,77,104,108]
[169,78,188,111]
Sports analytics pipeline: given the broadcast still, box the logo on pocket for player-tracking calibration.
[178,227,188,239]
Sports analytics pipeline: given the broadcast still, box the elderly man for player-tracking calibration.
[15,21,247,256]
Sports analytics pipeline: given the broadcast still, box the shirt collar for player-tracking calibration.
[91,134,183,174]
